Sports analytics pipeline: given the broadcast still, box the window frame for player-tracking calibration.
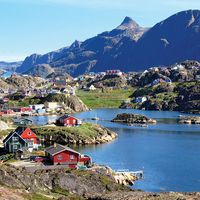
[70,154,75,160]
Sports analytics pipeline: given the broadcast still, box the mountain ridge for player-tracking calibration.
[17,10,200,76]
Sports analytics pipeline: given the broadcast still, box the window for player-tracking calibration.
[13,144,18,150]
[28,132,32,136]
[13,137,18,142]
[70,155,75,160]
[28,141,33,147]
[57,155,63,160]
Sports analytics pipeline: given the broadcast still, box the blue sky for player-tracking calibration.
[0,0,200,61]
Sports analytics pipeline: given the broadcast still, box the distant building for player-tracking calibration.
[135,97,147,103]
[44,102,62,111]
[88,85,96,91]
[106,70,122,76]
[13,107,32,113]
[196,74,200,81]
[30,104,45,111]
[3,109,14,115]
[2,98,9,103]
[56,115,82,127]
[13,118,33,126]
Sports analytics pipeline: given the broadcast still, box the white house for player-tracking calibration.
[30,104,45,111]
[88,85,96,91]
[135,97,147,103]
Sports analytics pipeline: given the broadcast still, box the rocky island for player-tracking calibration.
[179,116,200,124]
[111,113,156,124]
[32,122,117,145]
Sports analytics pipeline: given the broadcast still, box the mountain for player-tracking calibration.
[0,61,22,71]
[17,10,200,76]
[24,64,55,78]
[17,16,147,76]
[116,9,200,70]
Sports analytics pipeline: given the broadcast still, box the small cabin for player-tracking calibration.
[56,115,82,127]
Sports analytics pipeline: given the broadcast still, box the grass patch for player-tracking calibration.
[76,88,133,108]
[52,186,85,200]
[0,129,12,137]
[32,122,105,141]
[8,96,41,107]
[26,193,52,200]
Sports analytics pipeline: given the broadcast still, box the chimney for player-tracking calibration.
[54,143,57,148]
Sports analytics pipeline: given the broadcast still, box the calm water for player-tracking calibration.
[0,71,13,78]
[28,109,200,192]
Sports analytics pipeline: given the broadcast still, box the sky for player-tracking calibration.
[0,0,200,61]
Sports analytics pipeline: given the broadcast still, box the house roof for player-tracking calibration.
[3,127,34,143]
[58,114,77,121]
[15,126,29,135]
[3,131,26,144]
[45,144,80,156]
[13,118,33,123]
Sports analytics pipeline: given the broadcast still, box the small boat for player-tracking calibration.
[128,123,148,127]
[21,113,31,116]
[91,117,100,120]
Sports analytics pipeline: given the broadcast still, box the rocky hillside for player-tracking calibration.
[0,75,46,90]
[89,74,128,89]
[41,93,89,113]
[129,60,200,87]
[24,64,55,78]
[17,10,200,76]
[132,82,200,113]
[1,164,200,200]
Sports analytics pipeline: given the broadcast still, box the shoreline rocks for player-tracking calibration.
[111,113,156,124]
[179,116,200,124]
[1,164,200,200]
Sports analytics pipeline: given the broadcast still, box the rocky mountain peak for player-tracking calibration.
[70,40,82,49]
[118,16,140,30]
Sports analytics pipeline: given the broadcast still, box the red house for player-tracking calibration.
[4,109,14,115]
[18,127,38,145]
[56,115,82,127]
[13,107,32,113]
[45,144,91,168]
[3,98,9,102]
[0,112,4,116]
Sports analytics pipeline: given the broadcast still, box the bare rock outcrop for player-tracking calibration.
[111,113,156,124]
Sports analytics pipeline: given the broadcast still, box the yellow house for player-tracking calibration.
[44,102,62,111]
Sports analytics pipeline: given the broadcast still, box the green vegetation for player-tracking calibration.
[52,186,85,200]
[8,96,41,107]
[76,88,133,108]
[32,122,106,141]
[152,92,178,103]
[0,129,12,137]
[26,193,53,200]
